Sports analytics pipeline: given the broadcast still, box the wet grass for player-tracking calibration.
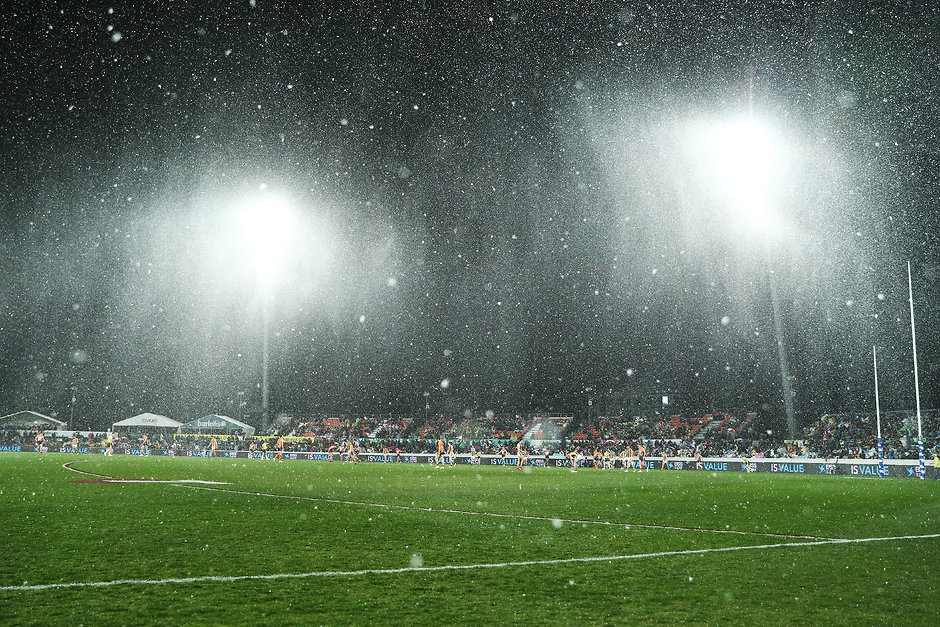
[0,453,937,624]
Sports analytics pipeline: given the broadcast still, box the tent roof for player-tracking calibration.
[180,414,255,433]
[112,413,182,429]
[0,410,66,428]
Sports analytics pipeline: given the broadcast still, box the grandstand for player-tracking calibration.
[30,407,929,461]
[521,416,572,442]
[566,413,752,444]
[411,413,530,442]
[801,410,940,459]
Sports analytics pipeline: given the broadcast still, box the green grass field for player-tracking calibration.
[1,453,938,625]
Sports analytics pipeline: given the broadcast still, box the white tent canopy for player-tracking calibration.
[111,413,182,431]
[0,410,66,429]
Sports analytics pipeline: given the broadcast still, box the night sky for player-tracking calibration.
[2,1,938,432]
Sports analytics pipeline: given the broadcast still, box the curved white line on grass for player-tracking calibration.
[62,462,111,478]
[102,479,232,484]
[2,533,937,592]
[63,462,837,540]
[179,484,841,541]
[62,462,230,485]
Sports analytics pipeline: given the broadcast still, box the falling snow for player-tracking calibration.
[0,2,937,432]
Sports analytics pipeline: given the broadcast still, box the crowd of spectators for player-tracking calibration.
[415,414,530,441]
[262,415,414,440]
[800,411,940,459]
[3,409,938,460]
[570,413,755,445]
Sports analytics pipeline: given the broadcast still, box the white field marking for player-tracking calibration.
[103,479,231,484]
[63,462,230,485]
[2,533,937,593]
[178,484,843,541]
[63,462,111,478]
[63,461,836,540]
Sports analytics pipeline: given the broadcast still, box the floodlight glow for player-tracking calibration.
[709,118,780,232]
[240,195,294,285]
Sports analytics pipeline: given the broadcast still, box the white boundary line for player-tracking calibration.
[63,461,230,485]
[3,533,937,592]
[62,460,841,541]
[178,484,842,541]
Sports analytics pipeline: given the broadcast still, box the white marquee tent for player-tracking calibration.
[111,412,182,432]
[0,410,66,430]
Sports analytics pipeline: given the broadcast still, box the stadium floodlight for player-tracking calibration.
[239,192,295,431]
[708,118,780,233]
[695,115,797,438]
[240,194,294,288]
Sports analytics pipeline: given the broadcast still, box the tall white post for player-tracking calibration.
[907,261,925,480]
[873,346,885,477]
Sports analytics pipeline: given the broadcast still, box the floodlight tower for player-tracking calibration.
[241,193,293,431]
[710,118,798,439]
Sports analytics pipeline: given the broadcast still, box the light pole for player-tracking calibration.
[768,267,797,439]
[69,386,76,431]
[708,117,798,439]
[262,293,270,429]
[240,193,293,431]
